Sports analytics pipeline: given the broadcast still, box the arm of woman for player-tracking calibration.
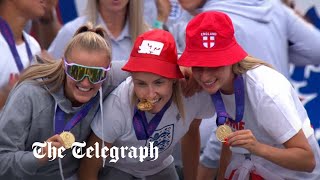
[0,83,43,177]
[0,85,10,109]
[154,0,171,26]
[0,73,19,109]
[181,119,202,180]
[228,129,315,172]
[216,143,231,180]
[78,133,112,180]
[227,82,316,172]
[258,129,315,172]
[284,1,320,65]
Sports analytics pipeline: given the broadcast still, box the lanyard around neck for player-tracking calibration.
[54,95,99,134]
[132,98,172,140]
[211,75,245,126]
[0,17,33,72]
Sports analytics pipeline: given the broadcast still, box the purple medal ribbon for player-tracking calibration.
[133,98,172,140]
[54,95,99,134]
[0,17,33,72]
[211,75,245,126]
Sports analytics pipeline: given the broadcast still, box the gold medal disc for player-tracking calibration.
[60,131,75,149]
[216,125,232,142]
[137,100,153,111]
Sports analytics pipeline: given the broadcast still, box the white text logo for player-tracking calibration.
[32,141,159,163]
[201,32,217,48]
[138,40,164,55]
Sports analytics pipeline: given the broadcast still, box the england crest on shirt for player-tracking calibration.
[146,124,174,153]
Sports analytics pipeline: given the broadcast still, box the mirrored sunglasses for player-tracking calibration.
[64,58,111,84]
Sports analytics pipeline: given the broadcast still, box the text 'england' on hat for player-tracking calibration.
[178,11,248,67]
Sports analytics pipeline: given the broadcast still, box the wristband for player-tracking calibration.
[152,20,164,29]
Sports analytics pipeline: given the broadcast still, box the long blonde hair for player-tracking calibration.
[131,80,186,121]
[172,81,185,121]
[18,23,112,92]
[86,0,149,43]
[232,56,273,75]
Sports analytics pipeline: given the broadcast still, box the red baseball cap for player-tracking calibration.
[122,29,184,79]
[178,11,248,67]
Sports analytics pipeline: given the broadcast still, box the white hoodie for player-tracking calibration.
[202,0,320,78]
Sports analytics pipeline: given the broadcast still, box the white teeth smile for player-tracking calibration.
[77,87,91,92]
[204,81,215,86]
[149,98,160,104]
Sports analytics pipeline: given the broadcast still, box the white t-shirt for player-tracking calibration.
[48,15,132,61]
[0,31,41,88]
[205,65,320,179]
[91,77,215,178]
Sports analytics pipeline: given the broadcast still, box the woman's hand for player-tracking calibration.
[38,134,65,164]
[226,129,261,154]
[228,129,316,172]
[179,66,202,97]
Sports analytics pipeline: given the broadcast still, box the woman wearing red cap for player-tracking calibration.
[79,29,215,179]
[178,11,320,180]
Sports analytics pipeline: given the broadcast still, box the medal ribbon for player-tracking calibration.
[54,95,99,134]
[0,17,33,72]
[211,75,245,126]
[133,98,172,140]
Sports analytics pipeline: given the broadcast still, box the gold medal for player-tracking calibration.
[216,125,232,142]
[59,131,75,149]
[137,100,153,111]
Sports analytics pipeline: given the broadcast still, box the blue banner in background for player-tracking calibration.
[306,6,320,29]
[291,1,320,144]
[58,0,78,24]
[291,65,320,144]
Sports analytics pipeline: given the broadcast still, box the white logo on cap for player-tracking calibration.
[201,32,217,48]
[138,40,164,55]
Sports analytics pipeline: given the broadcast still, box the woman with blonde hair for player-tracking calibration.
[79,29,215,180]
[179,11,320,180]
[0,24,127,180]
[48,0,149,61]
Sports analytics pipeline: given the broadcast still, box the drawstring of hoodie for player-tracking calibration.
[53,103,65,180]
[56,87,103,180]
[59,158,65,180]
[99,87,106,167]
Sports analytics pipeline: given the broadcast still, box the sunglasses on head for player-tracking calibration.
[64,58,111,84]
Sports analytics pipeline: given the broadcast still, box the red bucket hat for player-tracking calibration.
[178,11,248,67]
[122,29,184,79]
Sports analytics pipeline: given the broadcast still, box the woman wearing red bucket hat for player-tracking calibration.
[179,11,320,180]
[79,29,215,179]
